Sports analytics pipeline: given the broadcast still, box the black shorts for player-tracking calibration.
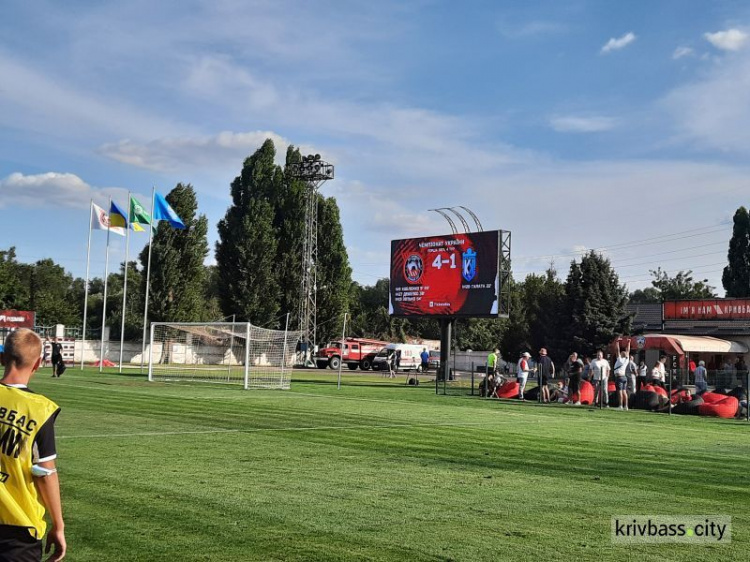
[0,525,42,562]
[541,375,550,385]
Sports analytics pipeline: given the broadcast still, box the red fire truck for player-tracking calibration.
[315,337,389,371]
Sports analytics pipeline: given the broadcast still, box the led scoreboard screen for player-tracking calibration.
[389,230,503,318]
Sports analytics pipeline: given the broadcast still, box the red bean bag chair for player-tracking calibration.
[653,385,668,398]
[700,392,725,404]
[607,381,616,392]
[569,380,595,405]
[698,395,739,418]
[495,381,520,399]
[641,384,656,393]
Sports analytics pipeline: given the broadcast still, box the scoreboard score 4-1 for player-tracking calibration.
[389,230,510,318]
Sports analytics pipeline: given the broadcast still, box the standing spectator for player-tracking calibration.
[627,355,638,395]
[562,352,579,387]
[735,356,747,386]
[394,349,401,376]
[613,340,631,410]
[649,360,664,387]
[653,356,667,388]
[569,356,583,406]
[50,338,64,378]
[591,350,611,408]
[420,348,429,373]
[537,348,555,403]
[487,348,499,377]
[42,338,50,368]
[0,329,66,561]
[517,352,532,401]
[637,360,648,392]
[581,355,592,381]
[694,360,708,394]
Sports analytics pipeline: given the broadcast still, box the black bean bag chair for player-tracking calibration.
[523,386,540,401]
[672,395,704,416]
[728,386,748,401]
[630,390,661,411]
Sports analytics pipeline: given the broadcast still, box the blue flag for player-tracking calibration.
[153,192,186,229]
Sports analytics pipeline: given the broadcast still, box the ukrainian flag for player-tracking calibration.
[110,201,128,229]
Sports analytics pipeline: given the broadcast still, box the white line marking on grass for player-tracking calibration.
[57,420,489,440]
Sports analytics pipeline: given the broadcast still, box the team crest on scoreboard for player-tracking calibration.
[462,248,477,282]
[404,254,423,284]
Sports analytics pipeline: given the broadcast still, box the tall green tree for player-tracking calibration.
[562,251,631,356]
[650,268,717,300]
[0,247,29,309]
[722,206,750,297]
[216,140,281,325]
[276,146,307,319]
[25,259,78,326]
[140,184,210,323]
[315,195,352,343]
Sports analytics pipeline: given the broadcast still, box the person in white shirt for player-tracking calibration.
[613,340,631,410]
[653,356,667,388]
[517,352,532,401]
[694,360,708,394]
[591,350,611,407]
[637,360,648,392]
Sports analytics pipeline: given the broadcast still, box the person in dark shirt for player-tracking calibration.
[537,348,555,403]
[50,338,63,377]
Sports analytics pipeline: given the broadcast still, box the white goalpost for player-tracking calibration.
[147,321,302,389]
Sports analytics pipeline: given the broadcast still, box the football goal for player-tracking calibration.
[148,322,302,389]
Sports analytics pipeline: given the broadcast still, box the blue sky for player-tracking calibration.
[2,0,750,295]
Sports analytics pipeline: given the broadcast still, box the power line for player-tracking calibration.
[515,224,728,262]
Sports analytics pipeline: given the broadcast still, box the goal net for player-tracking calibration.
[148,322,302,389]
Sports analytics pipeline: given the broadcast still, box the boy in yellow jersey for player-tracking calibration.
[0,329,65,561]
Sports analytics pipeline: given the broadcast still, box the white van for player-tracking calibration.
[372,343,426,372]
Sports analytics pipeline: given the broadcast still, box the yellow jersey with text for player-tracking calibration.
[0,385,59,539]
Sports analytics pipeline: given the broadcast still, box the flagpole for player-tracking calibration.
[81,200,94,370]
[141,187,156,372]
[118,192,131,373]
[100,197,112,373]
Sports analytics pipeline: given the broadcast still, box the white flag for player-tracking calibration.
[91,202,125,236]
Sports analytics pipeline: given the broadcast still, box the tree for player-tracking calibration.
[315,196,352,343]
[216,140,281,325]
[723,206,750,297]
[650,268,717,301]
[26,259,78,326]
[276,147,307,320]
[561,251,631,356]
[140,184,210,323]
[0,247,29,309]
[629,287,661,304]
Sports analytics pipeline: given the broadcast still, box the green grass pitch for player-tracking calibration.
[33,367,748,561]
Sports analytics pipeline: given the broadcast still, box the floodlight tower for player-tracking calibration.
[287,155,334,358]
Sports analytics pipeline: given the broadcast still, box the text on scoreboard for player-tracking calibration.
[389,231,502,317]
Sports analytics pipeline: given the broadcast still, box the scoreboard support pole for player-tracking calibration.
[436,318,455,394]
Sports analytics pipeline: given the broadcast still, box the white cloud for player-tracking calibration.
[704,28,748,51]
[0,52,186,142]
[600,32,637,54]
[0,172,126,209]
[672,46,694,59]
[549,115,617,133]
[663,50,750,152]
[99,131,296,172]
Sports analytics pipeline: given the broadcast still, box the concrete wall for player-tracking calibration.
[69,340,294,367]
